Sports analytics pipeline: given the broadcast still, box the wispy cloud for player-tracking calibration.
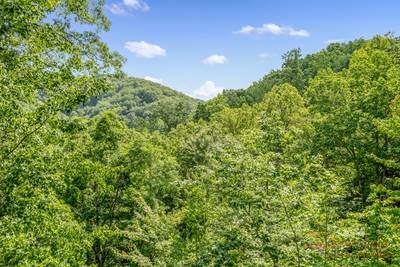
[325,39,344,44]
[203,55,227,65]
[124,41,166,58]
[107,3,128,15]
[233,25,255,34]
[123,0,149,11]
[106,0,149,15]
[193,81,224,100]
[259,53,271,59]
[144,76,164,85]
[234,23,310,37]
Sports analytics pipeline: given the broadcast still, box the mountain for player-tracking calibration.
[194,39,366,121]
[76,77,198,132]
[4,12,400,265]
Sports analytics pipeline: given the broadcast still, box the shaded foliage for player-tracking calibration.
[77,77,198,132]
[1,2,400,265]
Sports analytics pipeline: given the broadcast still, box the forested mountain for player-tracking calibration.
[194,39,367,121]
[76,77,198,132]
[1,1,400,266]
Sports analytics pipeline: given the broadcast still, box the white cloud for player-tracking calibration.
[124,41,166,58]
[144,76,164,85]
[325,39,344,44]
[193,81,224,100]
[258,23,283,34]
[259,53,271,59]
[123,0,149,11]
[287,28,310,37]
[234,23,310,37]
[106,3,128,15]
[233,25,255,34]
[203,55,227,65]
[106,0,149,15]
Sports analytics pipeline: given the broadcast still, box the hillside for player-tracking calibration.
[76,77,198,131]
[194,39,366,120]
[2,2,400,266]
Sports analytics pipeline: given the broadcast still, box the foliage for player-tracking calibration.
[1,3,400,265]
[76,77,198,132]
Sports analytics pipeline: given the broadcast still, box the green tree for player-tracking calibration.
[0,1,122,264]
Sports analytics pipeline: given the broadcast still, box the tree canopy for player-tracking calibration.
[1,2,400,266]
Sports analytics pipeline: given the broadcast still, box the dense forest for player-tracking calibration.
[75,77,198,132]
[1,1,400,266]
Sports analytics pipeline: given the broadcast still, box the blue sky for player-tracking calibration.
[101,0,400,99]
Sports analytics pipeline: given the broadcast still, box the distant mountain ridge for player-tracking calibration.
[76,77,198,132]
[194,39,367,121]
